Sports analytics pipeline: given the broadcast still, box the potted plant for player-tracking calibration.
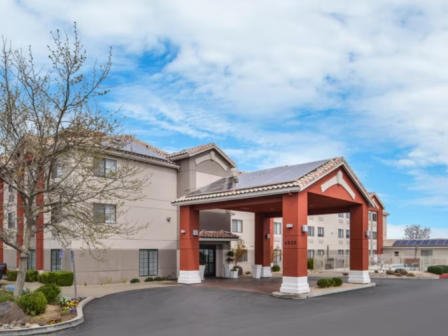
[224,251,235,278]
[230,239,246,279]
[199,252,206,280]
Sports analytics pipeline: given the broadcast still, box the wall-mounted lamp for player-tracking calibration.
[265,234,271,239]
[302,225,308,233]
[365,230,370,238]
[193,230,199,236]
[166,217,171,222]
[181,230,186,234]
[286,224,293,229]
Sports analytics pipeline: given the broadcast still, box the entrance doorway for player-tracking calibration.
[200,245,216,277]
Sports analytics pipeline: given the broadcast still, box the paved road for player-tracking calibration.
[57,278,447,336]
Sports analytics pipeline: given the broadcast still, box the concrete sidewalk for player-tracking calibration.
[0,280,178,298]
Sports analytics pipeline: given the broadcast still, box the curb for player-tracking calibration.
[0,297,95,335]
[439,274,448,279]
[272,283,376,300]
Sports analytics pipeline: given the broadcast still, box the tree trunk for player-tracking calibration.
[13,254,28,297]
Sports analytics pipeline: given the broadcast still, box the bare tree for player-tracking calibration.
[0,24,149,296]
[404,224,431,240]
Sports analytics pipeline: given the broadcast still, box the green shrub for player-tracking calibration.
[395,268,408,276]
[332,277,343,287]
[307,258,314,270]
[144,277,154,282]
[6,270,17,281]
[130,278,140,283]
[34,283,61,303]
[317,279,331,288]
[26,270,39,282]
[427,265,448,275]
[0,291,16,304]
[271,265,281,272]
[327,279,335,287]
[18,292,47,316]
[38,271,73,286]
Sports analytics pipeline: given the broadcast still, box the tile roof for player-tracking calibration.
[199,230,240,239]
[117,136,178,166]
[173,157,375,206]
[168,143,237,168]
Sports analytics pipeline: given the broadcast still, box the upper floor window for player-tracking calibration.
[346,229,350,239]
[307,250,315,258]
[273,222,281,235]
[346,213,350,219]
[308,226,315,237]
[52,160,63,178]
[8,184,15,202]
[8,212,15,229]
[345,250,350,256]
[338,229,344,238]
[94,158,117,177]
[369,211,378,222]
[338,213,344,218]
[318,227,324,237]
[93,203,116,224]
[338,250,344,256]
[231,219,243,233]
[317,249,325,256]
[372,232,377,240]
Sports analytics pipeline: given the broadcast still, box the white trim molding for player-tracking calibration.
[195,150,228,171]
[261,266,272,278]
[280,276,310,294]
[348,270,371,284]
[321,171,356,200]
[178,270,202,284]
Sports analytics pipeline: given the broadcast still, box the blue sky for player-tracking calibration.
[2,0,448,238]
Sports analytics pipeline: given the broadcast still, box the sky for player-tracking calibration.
[2,0,448,238]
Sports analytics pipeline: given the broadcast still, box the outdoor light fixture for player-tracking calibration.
[302,225,308,233]
[365,230,370,238]
[286,224,293,229]
[265,234,271,239]
[181,230,186,234]
[166,217,171,222]
[193,230,199,236]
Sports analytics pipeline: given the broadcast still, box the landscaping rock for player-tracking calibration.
[0,302,26,324]
[395,268,408,275]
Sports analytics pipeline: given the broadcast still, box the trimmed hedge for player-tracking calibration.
[428,265,448,275]
[145,277,154,282]
[130,278,140,283]
[35,283,61,303]
[18,292,47,316]
[6,270,17,281]
[271,265,281,272]
[317,277,343,288]
[38,271,74,286]
[26,270,39,282]
[307,258,314,270]
[332,277,343,287]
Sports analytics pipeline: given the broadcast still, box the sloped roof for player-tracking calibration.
[168,143,237,168]
[199,230,239,240]
[173,157,375,206]
[368,192,386,210]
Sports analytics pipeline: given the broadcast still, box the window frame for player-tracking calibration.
[8,212,15,229]
[338,229,344,239]
[318,227,324,237]
[50,249,62,272]
[308,226,315,237]
[338,250,344,256]
[139,249,158,277]
[273,222,282,235]
[94,158,117,177]
[93,203,116,224]
[307,250,315,258]
[346,229,350,239]
[27,250,36,271]
[231,219,243,233]
[317,249,325,256]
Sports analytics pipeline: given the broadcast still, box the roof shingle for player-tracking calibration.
[199,230,239,239]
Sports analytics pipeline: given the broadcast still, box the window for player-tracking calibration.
[240,251,248,262]
[274,249,282,262]
[93,204,116,224]
[94,158,117,177]
[372,212,377,222]
[338,213,344,218]
[317,250,325,256]
[27,250,36,271]
[51,204,62,225]
[318,227,324,237]
[421,250,433,257]
[8,184,14,202]
[52,160,63,178]
[338,229,344,238]
[318,216,324,221]
[338,250,344,256]
[8,212,15,229]
[307,250,315,258]
[231,219,243,233]
[394,251,399,257]
[346,213,350,219]
[139,250,158,276]
[51,249,62,271]
[372,232,377,240]
[373,250,377,255]
[308,226,315,237]
[273,222,282,235]
[346,230,350,239]
[346,250,350,256]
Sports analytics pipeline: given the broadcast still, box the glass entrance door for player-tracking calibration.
[199,245,216,277]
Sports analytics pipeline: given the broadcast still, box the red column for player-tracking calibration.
[178,206,201,284]
[254,213,272,277]
[280,192,309,294]
[0,180,3,263]
[35,193,44,271]
[16,192,24,267]
[349,204,370,283]
[269,218,274,251]
[377,208,384,255]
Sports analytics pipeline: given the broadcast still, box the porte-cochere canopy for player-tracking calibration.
[173,157,384,294]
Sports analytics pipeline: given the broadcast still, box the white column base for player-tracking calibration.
[178,270,201,284]
[348,270,371,284]
[252,265,262,279]
[261,266,272,278]
[280,276,310,294]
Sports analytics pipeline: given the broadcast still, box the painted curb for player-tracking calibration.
[272,283,376,300]
[439,274,448,279]
[0,297,95,335]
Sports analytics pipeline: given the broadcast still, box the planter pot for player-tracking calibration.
[224,264,234,278]
[229,270,239,279]
[199,265,206,280]
[252,265,262,279]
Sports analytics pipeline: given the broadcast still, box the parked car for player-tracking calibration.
[0,263,7,279]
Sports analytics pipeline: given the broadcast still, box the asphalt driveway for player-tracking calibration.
[56,278,447,336]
